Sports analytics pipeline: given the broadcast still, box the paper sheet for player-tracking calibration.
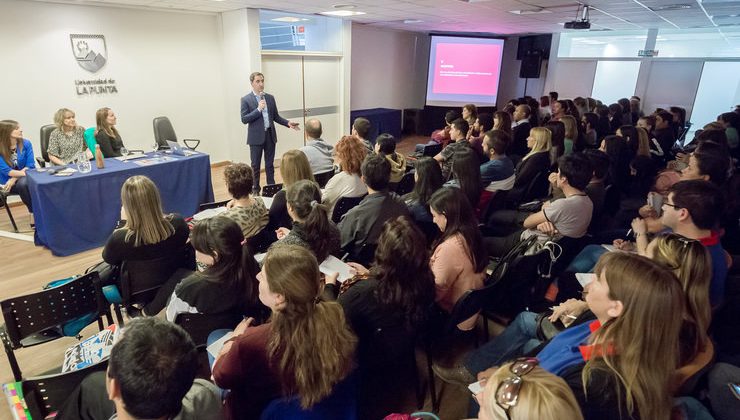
[206,331,234,360]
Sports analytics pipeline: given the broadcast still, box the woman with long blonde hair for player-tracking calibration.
[212,244,357,418]
[94,107,126,157]
[269,149,315,229]
[510,127,551,198]
[560,115,578,155]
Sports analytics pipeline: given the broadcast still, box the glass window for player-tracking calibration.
[259,10,342,52]
[691,62,740,129]
[655,28,740,58]
[591,60,641,105]
[558,30,649,58]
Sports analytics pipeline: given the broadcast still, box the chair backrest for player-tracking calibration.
[153,116,177,148]
[262,183,283,198]
[22,360,109,419]
[1,272,104,348]
[198,199,230,212]
[83,127,97,155]
[120,252,187,306]
[395,172,416,196]
[39,124,55,163]
[422,143,442,157]
[174,313,242,348]
[522,170,549,203]
[443,284,499,336]
[260,371,358,420]
[331,195,366,224]
[247,226,278,254]
[314,171,334,189]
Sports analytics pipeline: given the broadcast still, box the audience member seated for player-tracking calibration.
[268,149,315,230]
[352,117,374,154]
[550,100,566,122]
[402,156,444,224]
[445,148,482,209]
[653,110,677,161]
[322,135,368,217]
[479,130,515,215]
[102,175,189,277]
[598,135,630,192]
[430,110,460,146]
[508,127,552,203]
[374,133,406,184]
[211,244,357,420]
[595,105,611,138]
[435,118,472,180]
[161,216,263,321]
[545,120,566,166]
[478,253,686,420]
[338,154,409,260]
[429,187,486,330]
[463,103,478,129]
[539,95,551,121]
[485,153,593,257]
[550,149,608,226]
[221,163,268,238]
[574,96,589,118]
[469,112,493,161]
[57,317,223,420]
[474,360,584,420]
[0,119,35,214]
[566,180,728,307]
[324,217,435,418]
[510,105,532,159]
[299,118,334,177]
[94,107,125,158]
[719,111,739,151]
[581,112,599,148]
[612,155,656,228]
[560,115,578,155]
[634,126,652,158]
[275,179,340,262]
[48,107,88,165]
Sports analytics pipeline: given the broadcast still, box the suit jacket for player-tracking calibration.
[511,121,532,157]
[240,92,290,146]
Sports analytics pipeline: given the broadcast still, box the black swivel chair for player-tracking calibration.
[422,143,443,157]
[152,116,201,150]
[331,195,366,224]
[261,183,283,198]
[174,313,243,349]
[395,171,416,196]
[314,171,334,188]
[0,190,18,232]
[0,272,108,381]
[37,124,55,167]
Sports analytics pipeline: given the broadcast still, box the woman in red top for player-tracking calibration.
[211,244,356,420]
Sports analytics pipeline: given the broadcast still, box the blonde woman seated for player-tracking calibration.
[321,135,367,218]
[268,149,315,230]
[48,108,89,165]
[222,163,268,238]
[475,359,583,420]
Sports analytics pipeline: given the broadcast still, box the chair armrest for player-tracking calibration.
[183,139,200,150]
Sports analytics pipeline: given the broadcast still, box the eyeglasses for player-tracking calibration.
[662,202,682,210]
[496,357,539,420]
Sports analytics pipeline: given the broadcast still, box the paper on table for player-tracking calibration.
[576,273,596,287]
[206,331,234,360]
[252,253,353,283]
[192,206,228,221]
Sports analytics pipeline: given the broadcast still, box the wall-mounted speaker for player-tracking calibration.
[519,52,542,78]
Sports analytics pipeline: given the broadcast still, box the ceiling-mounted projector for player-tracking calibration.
[565,5,591,30]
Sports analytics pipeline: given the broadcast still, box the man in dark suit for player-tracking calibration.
[510,104,532,159]
[241,72,300,194]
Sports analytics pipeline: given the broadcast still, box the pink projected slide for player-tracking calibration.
[432,43,503,96]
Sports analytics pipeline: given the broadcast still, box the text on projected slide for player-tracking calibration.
[432,43,502,96]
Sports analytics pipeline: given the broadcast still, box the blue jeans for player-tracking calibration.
[565,244,607,273]
[464,311,541,375]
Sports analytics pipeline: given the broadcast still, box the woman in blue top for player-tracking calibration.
[0,120,36,213]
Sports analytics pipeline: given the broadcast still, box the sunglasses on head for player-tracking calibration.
[495,357,539,420]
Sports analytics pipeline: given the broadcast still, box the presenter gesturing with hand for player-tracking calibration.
[241,72,300,195]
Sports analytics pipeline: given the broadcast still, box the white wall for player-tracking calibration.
[350,25,428,110]
[0,0,232,162]
[497,36,549,109]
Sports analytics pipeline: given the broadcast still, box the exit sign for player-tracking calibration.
[638,49,659,57]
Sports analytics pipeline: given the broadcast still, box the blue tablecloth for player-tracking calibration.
[349,108,402,143]
[27,152,214,256]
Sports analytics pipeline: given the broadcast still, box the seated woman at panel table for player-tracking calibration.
[163,216,266,322]
[211,244,357,420]
[94,107,126,157]
[221,162,268,239]
[274,179,340,263]
[0,120,36,215]
[102,175,190,278]
[48,107,88,165]
[268,149,315,230]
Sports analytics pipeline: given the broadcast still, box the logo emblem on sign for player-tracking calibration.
[70,34,107,73]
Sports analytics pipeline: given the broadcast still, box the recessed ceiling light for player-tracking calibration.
[271,17,308,22]
[333,4,356,9]
[404,19,424,24]
[509,9,552,15]
[320,10,366,17]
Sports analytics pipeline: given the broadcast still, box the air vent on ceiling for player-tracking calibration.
[648,4,692,11]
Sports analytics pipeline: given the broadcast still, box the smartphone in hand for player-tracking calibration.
[729,383,740,401]
[648,192,663,217]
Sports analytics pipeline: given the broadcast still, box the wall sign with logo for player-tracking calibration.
[70,33,118,95]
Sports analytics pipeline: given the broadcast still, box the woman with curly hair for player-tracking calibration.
[221,162,268,238]
[321,135,368,217]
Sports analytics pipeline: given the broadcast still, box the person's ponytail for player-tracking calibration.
[303,200,334,261]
